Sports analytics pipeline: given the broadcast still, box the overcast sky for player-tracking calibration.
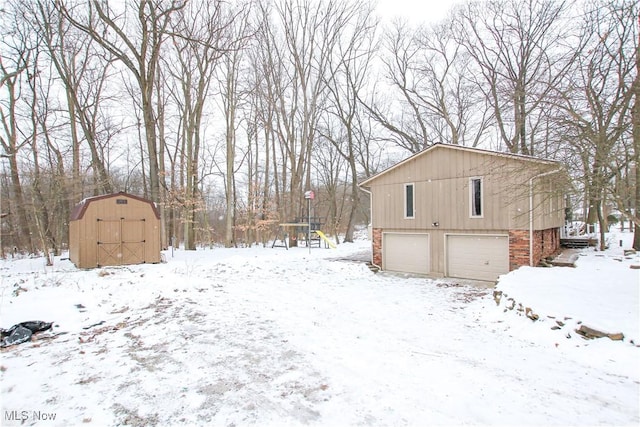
[375,0,466,24]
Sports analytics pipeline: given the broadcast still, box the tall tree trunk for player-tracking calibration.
[634,152,640,250]
[66,93,82,204]
[41,125,68,255]
[261,125,271,245]
[27,67,57,258]
[142,91,160,203]
[224,92,236,248]
[595,200,607,251]
[184,114,196,250]
[343,154,360,243]
[633,8,640,250]
[156,78,168,249]
[0,60,34,252]
[7,155,33,253]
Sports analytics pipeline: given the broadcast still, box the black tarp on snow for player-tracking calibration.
[1,321,52,347]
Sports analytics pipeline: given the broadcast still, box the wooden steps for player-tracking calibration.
[560,237,598,248]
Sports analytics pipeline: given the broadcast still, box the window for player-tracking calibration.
[404,183,415,219]
[470,177,483,217]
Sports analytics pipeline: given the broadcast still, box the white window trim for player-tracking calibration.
[469,177,484,218]
[404,183,415,219]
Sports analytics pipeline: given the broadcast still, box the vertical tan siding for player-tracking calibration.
[69,194,161,268]
[369,147,563,232]
[365,145,565,277]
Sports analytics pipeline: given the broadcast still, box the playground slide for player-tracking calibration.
[314,230,337,249]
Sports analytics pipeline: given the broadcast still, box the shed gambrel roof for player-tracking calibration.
[70,191,160,221]
[359,143,561,187]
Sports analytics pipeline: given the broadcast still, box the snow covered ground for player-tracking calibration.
[1,232,638,426]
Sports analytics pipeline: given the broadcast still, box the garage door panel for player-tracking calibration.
[447,235,508,281]
[384,233,429,275]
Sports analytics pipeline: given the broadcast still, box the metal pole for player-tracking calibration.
[304,190,314,254]
[308,197,311,254]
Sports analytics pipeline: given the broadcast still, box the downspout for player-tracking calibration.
[359,186,382,271]
[529,168,563,266]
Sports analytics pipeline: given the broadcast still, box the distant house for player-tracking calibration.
[69,192,161,268]
[359,143,566,281]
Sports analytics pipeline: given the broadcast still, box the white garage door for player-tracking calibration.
[383,233,430,275]
[447,235,509,281]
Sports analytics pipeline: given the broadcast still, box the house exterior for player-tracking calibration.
[359,144,566,281]
[69,192,161,268]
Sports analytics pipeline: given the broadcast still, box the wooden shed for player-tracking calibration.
[69,192,161,268]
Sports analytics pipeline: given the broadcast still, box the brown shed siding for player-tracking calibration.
[69,220,80,264]
[69,192,161,268]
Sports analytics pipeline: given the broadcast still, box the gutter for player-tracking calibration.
[529,168,563,266]
[359,185,382,271]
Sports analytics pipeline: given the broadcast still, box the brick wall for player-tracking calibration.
[509,230,529,270]
[372,228,382,267]
[541,228,560,260]
[509,227,561,270]
[532,230,543,267]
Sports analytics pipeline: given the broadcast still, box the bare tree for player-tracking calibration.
[24,54,62,264]
[320,0,378,242]
[58,0,185,206]
[633,7,640,250]
[312,135,348,242]
[552,0,637,250]
[255,0,335,244]
[250,1,283,224]
[243,6,286,244]
[0,3,35,253]
[167,1,231,249]
[370,18,489,153]
[374,20,432,153]
[454,0,576,154]
[34,0,115,198]
[216,3,253,248]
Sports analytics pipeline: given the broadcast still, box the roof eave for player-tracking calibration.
[358,143,561,187]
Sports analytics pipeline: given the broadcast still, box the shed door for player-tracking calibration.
[446,235,509,281]
[97,220,121,267]
[97,219,145,267]
[121,219,145,265]
[383,233,430,275]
